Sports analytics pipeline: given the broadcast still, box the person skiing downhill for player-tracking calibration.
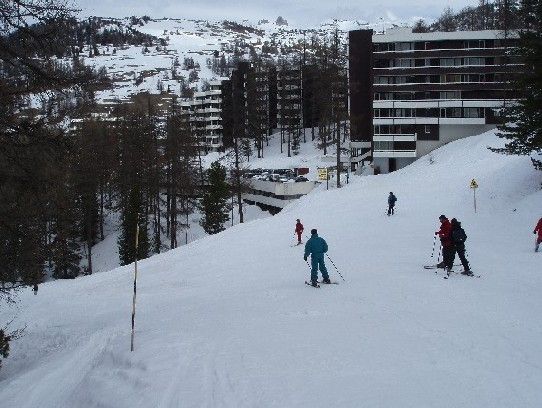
[304,229,330,286]
[451,218,471,274]
[295,219,304,245]
[387,192,397,216]
[534,217,542,252]
[435,215,454,270]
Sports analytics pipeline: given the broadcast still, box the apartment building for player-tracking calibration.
[222,61,277,148]
[349,27,522,173]
[277,64,348,133]
[180,80,224,152]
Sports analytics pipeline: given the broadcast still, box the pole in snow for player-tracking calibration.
[430,235,437,258]
[470,179,479,213]
[130,218,140,352]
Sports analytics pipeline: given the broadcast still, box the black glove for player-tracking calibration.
[534,231,537,234]
[303,255,307,261]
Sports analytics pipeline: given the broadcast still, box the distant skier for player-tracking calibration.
[295,219,304,245]
[387,192,397,216]
[534,217,542,252]
[435,215,454,270]
[304,229,330,286]
[451,218,471,274]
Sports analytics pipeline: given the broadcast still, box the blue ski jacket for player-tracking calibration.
[304,234,328,257]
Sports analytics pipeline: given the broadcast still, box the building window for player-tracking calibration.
[464,57,485,66]
[374,141,393,151]
[465,40,485,49]
[375,76,391,84]
[444,74,462,83]
[439,91,461,100]
[464,108,484,118]
[441,58,462,67]
[394,59,413,68]
[396,42,413,51]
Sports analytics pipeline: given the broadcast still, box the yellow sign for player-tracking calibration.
[470,179,479,189]
[318,168,328,181]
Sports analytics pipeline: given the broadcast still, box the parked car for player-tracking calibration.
[295,176,309,182]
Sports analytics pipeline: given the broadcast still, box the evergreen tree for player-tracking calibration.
[115,111,153,265]
[495,0,542,169]
[118,186,150,265]
[199,162,230,234]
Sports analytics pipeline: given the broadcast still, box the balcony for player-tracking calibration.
[373,136,417,158]
[374,133,417,142]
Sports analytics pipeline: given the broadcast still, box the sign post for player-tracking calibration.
[470,179,479,213]
[318,168,328,190]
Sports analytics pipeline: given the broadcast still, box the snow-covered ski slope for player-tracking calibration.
[1,130,541,407]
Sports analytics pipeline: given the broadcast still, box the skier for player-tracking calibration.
[387,192,397,216]
[534,217,542,252]
[435,215,454,270]
[304,229,330,286]
[451,218,471,275]
[295,219,304,245]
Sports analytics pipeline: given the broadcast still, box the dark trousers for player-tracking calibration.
[455,244,470,271]
[442,246,455,269]
[387,204,395,215]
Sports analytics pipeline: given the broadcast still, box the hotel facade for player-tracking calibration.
[349,27,522,173]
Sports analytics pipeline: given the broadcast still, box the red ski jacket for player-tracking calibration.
[535,218,542,238]
[436,219,453,247]
[295,222,304,234]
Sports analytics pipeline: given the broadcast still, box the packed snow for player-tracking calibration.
[1,130,542,407]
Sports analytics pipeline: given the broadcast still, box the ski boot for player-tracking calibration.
[322,278,331,284]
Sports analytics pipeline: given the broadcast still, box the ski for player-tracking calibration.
[443,270,481,279]
[424,263,462,269]
[319,280,339,285]
[305,281,320,288]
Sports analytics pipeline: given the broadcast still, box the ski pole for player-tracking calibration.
[436,245,442,264]
[431,235,437,257]
[325,253,345,281]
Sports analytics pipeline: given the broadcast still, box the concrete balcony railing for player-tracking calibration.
[373,133,417,142]
[373,149,417,158]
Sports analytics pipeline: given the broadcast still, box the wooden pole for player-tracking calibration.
[130,219,140,352]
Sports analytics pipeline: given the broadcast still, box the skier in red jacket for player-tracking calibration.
[295,219,304,245]
[534,218,542,252]
[435,214,454,269]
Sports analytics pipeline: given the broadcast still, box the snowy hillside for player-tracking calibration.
[1,130,542,407]
[80,17,389,103]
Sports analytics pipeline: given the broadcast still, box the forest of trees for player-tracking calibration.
[414,0,528,33]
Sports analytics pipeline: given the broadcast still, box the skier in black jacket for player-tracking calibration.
[451,218,471,275]
[387,192,397,216]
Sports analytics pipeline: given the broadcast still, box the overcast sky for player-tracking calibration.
[74,0,477,26]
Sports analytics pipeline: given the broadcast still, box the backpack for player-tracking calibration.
[452,227,467,244]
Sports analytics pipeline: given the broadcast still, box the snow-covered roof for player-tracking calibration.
[373,27,519,43]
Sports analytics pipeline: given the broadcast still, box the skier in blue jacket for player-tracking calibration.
[304,229,330,286]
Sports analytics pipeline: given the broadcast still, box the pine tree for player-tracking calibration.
[118,187,150,265]
[115,111,153,265]
[495,0,542,169]
[199,161,230,234]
